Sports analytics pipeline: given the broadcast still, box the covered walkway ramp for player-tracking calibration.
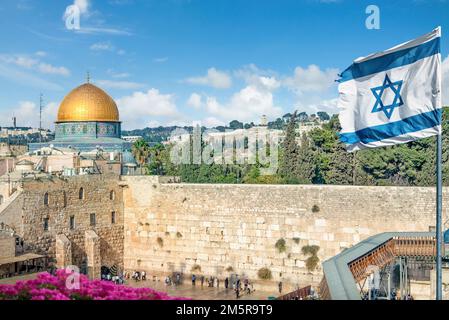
[319,232,436,300]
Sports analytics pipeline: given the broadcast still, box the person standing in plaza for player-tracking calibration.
[224,277,229,290]
[192,274,196,286]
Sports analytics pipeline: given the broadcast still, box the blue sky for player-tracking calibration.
[0,0,448,129]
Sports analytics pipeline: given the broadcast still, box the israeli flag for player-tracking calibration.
[338,27,442,152]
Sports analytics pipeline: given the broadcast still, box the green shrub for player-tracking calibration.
[292,237,300,244]
[301,245,320,256]
[302,245,320,272]
[191,264,201,272]
[257,267,272,280]
[225,266,234,272]
[156,237,164,247]
[305,255,320,272]
[176,232,183,238]
[275,238,287,253]
[312,205,320,213]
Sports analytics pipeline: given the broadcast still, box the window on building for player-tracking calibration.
[110,190,115,201]
[69,216,75,230]
[79,188,84,200]
[43,218,49,231]
[90,213,96,227]
[111,211,116,224]
[44,192,49,205]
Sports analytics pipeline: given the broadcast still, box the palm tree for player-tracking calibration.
[131,139,150,169]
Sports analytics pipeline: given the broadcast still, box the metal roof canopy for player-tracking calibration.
[321,232,435,300]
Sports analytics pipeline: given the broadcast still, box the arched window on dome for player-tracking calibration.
[79,188,85,200]
[110,190,115,201]
[44,192,49,206]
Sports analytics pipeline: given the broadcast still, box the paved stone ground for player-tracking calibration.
[128,280,277,300]
[0,273,278,300]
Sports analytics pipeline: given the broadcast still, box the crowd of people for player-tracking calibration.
[191,274,255,299]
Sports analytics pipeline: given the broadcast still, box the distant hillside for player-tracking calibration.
[122,111,331,144]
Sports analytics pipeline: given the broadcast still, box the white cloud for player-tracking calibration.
[0,63,63,91]
[235,64,280,90]
[297,97,339,115]
[107,69,130,78]
[35,51,47,57]
[75,27,133,36]
[90,42,114,51]
[204,84,283,123]
[90,42,126,55]
[74,0,89,14]
[153,57,168,63]
[116,89,182,129]
[95,80,145,90]
[0,54,38,68]
[443,54,449,106]
[199,117,226,127]
[284,64,339,94]
[0,101,58,129]
[0,54,70,77]
[185,68,232,89]
[38,63,70,76]
[187,93,203,109]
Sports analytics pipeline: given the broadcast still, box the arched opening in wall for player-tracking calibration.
[110,190,115,201]
[79,188,84,200]
[44,192,49,205]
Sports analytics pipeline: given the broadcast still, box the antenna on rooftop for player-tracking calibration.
[39,93,44,143]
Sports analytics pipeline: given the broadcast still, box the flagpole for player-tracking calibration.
[436,131,443,300]
[436,25,443,301]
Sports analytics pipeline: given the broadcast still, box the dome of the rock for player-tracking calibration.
[57,83,119,123]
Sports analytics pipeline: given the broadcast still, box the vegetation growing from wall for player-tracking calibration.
[257,267,272,280]
[225,266,234,272]
[302,245,320,272]
[156,237,164,247]
[191,264,201,272]
[275,238,287,253]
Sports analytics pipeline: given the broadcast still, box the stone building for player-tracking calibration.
[0,174,123,279]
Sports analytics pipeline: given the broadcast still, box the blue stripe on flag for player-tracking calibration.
[339,37,440,82]
[339,109,441,145]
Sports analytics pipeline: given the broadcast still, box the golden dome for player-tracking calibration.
[57,83,120,123]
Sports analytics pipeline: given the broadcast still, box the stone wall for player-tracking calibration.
[122,176,448,290]
[3,174,124,270]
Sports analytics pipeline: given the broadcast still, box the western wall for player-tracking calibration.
[1,173,447,291]
[122,176,448,291]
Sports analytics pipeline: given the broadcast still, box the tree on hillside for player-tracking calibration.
[279,112,300,183]
[229,120,244,130]
[296,134,316,183]
[317,111,330,121]
[297,112,308,122]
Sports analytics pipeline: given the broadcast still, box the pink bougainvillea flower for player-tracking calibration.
[0,270,188,300]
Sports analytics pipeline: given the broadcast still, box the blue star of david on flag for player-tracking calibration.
[370,74,404,119]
